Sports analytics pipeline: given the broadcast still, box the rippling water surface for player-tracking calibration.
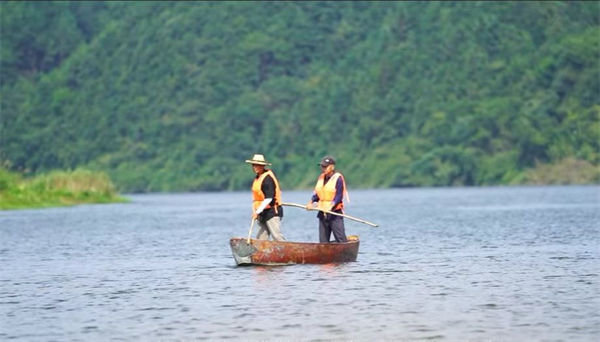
[1,186,599,341]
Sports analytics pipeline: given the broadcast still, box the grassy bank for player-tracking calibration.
[0,168,128,210]
[516,158,600,185]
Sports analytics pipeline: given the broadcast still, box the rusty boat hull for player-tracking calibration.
[229,235,360,266]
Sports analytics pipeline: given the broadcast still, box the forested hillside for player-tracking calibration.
[1,1,598,192]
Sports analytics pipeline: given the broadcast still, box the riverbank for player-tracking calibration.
[0,168,128,210]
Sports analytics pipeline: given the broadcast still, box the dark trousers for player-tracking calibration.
[319,217,347,243]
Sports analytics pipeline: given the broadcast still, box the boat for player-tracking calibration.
[229,235,360,266]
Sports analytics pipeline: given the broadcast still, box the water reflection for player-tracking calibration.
[317,263,344,275]
[251,265,286,286]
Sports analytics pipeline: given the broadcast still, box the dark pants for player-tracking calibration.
[319,216,347,243]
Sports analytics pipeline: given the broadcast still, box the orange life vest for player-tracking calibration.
[314,172,349,212]
[252,170,282,213]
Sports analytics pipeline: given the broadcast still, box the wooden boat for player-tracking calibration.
[229,235,360,266]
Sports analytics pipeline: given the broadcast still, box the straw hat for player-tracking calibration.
[245,154,271,166]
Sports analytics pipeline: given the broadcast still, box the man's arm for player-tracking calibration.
[311,192,319,203]
[256,175,275,214]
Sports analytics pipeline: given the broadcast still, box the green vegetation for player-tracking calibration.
[0,168,127,210]
[518,157,599,185]
[1,1,598,192]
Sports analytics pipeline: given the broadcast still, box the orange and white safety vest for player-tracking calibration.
[252,170,282,213]
[314,172,349,212]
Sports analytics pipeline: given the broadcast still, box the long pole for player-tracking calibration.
[281,202,378,227]
[247,218,256,243]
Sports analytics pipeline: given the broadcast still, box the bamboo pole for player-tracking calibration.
[281,202,378,227]
[247,218,256,243]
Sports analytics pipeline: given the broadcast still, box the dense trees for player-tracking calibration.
[1,1,598,192]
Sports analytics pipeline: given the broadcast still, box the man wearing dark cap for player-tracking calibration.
[306,156,349,243]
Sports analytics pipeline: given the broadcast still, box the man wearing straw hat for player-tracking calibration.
[245,154,285,241]
[306,156,349,243]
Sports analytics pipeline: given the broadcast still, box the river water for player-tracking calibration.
[0,186,598,341]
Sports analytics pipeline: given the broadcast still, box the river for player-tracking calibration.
[1,186,598,341]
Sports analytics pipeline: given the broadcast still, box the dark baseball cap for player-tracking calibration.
[318,156,336,167]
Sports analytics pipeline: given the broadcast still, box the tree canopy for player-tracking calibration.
[1,1,598,192]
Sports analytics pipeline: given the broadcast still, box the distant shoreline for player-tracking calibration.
[1,159,597,210]
[0,168,128,210]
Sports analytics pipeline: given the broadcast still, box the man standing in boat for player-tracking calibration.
[246,154,285,241]
[307,156,349,243]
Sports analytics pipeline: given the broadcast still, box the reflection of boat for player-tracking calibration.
[229,235,360,266]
